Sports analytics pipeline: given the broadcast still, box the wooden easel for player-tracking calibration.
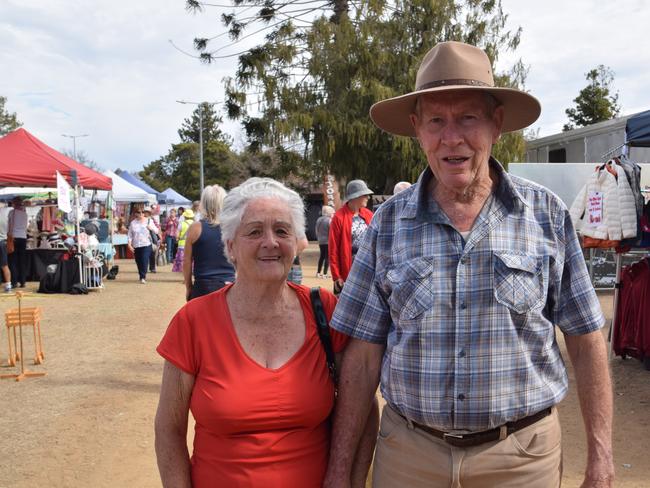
[1,291,46,382]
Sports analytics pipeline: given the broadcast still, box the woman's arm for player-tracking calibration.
[183,222,201,301]
[154,360,195,488]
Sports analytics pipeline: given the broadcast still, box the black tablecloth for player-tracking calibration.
[26,249,70,282]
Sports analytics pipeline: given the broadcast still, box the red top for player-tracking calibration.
[328,204,374,281]
[157,283,347,488]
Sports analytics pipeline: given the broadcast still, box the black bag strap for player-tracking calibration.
[310,287,338,385]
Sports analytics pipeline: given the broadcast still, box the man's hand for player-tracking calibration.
[127,244,134,253]
[185,286,192,302]
[581,454,614,487]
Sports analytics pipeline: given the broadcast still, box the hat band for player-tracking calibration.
[417,78,491,91]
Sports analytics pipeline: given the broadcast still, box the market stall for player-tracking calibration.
[0,128,113,291]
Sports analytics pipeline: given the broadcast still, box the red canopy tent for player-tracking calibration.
[0,128,112,190]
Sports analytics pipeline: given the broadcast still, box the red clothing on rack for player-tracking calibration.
[614,258,650,361]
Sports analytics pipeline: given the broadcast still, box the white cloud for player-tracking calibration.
[2,0,649,176]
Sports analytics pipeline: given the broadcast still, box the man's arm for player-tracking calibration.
[563,330,614,488]
[324,338,384,488]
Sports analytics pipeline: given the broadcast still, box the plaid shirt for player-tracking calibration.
[331,159,604,432]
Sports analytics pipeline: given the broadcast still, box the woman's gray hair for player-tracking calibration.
[199,184,227,225]
[321,205,335,217]
[220,177,306,246]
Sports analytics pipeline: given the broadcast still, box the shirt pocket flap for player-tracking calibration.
[494,252,540,274]
[387,257,434,283]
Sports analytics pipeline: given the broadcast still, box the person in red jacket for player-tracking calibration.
[329,179,374,295]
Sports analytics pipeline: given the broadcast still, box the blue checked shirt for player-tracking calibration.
[331,159,605,432]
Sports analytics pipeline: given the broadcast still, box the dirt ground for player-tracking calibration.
[0,243,649,488]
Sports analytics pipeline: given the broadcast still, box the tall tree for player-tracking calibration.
[563,65,620,131]
[0,96,22,136]
[187,0,529,192]
[140,104,237,199]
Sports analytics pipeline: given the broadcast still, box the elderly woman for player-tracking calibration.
[155,177,377,487]
[328,179,374,295]
[127,207,158,284]
[182,185,235,301]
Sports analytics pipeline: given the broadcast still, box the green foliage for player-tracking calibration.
[140,104,237,200]
[563,65,620,131]
[0,96,22,136]
[189,0,528,193]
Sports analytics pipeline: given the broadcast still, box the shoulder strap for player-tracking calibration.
[310,287,338,385]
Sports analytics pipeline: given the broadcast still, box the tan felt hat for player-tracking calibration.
[369,41,541,137]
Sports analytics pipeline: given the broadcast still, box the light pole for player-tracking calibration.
[61,133,89,161]
[176,100,212,194]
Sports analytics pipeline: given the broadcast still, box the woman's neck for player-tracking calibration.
[228,279,291,319]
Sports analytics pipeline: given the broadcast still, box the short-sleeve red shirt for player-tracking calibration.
[157,283,347,488]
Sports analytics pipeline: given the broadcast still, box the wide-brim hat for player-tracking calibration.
[344,179,373,202]
[369,41,541,137]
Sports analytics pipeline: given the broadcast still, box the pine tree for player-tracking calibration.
[187,0,530,192]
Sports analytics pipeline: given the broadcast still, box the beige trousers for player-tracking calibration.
[372,404,562,488]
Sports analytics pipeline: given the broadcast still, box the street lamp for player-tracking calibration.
[176,100,213,194]
[61,133,89,161]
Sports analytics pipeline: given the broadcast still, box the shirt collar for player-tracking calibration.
[401,157,528,221]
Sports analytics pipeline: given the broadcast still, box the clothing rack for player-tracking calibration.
[607,154,650,359]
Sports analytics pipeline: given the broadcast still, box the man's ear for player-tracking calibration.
[491,105,505,144]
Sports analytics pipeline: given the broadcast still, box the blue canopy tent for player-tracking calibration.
[116,171,166,203]
[625,110,650,147]
[161,188,191,206]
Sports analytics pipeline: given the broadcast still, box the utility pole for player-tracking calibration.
[176,100,215,194]
[61,133,89,161]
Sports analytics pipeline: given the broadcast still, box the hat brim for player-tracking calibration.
[344,190,373,203]
[370,86,541,137]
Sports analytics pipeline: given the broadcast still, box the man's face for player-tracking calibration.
[410,91,504,195]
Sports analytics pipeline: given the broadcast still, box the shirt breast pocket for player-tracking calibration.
[493,252,545,314]
[386,257,434,320]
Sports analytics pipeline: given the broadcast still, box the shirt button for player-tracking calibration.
[460,302,467,310]
[458,394,465,401]
[459,350,466,358]
[460,256,469,265]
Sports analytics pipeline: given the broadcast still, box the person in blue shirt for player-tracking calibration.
[324,41,614,488]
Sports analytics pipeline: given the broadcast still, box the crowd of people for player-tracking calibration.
[149,39,614,488]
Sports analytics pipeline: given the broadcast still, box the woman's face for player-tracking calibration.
[227,197,298,284]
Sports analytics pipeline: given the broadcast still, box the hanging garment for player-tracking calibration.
[614,258,650,362]
[569,162,637,240]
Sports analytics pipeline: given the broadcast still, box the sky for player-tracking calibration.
[1,0,650,173]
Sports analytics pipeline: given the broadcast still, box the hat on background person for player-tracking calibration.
[143,206,152,213]
[369,41,541,137]
[344,180,373,202]
[182,208,195,219]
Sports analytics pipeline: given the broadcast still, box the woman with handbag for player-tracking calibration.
[143,207,161,274]
[155,177,378,487]
[127,207,158,284]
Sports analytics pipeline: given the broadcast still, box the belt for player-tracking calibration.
[400,407,553,448]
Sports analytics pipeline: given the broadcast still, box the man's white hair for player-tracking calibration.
[393,181,412,194]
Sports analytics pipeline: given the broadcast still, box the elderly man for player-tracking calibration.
[324,41,613,488]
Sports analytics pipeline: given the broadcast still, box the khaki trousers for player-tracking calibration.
[372,404,562,488]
